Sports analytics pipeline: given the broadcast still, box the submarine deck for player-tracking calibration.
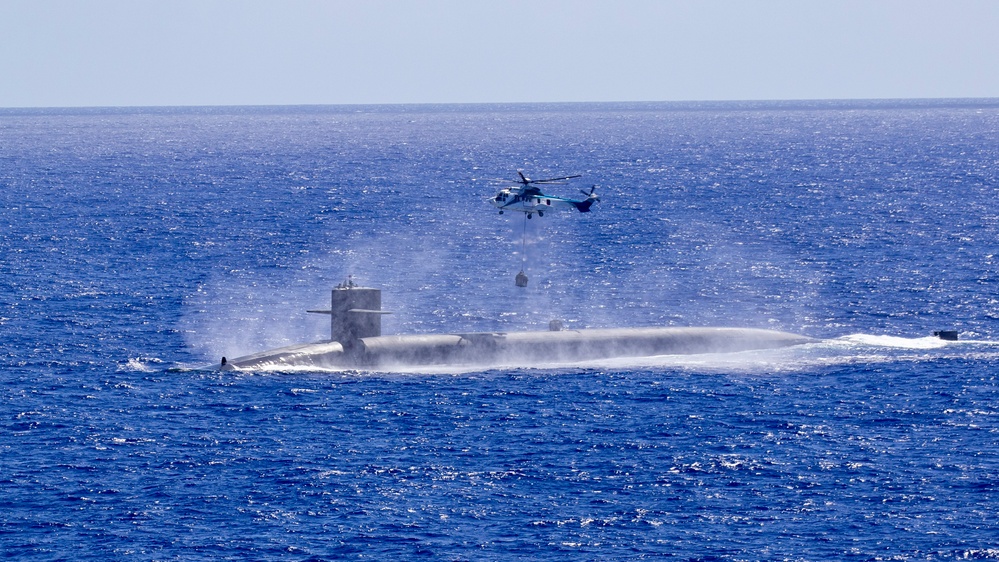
[219,326,816,371]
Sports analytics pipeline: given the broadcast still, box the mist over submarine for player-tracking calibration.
[215,282,816,371]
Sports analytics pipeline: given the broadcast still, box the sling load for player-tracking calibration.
[516,212,529,287]
[484,171,600,287]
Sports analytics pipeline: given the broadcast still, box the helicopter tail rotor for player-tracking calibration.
[580,185,600,201]
[570,186,599,213]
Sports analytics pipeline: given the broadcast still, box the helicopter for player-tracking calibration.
[489,172,599,218]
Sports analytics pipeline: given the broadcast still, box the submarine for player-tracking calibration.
[216,282,816,371]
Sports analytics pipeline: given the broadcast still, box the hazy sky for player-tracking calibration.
[2,0,998,108]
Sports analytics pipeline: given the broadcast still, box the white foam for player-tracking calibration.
[120,357,162,372]
[833,334,950,350]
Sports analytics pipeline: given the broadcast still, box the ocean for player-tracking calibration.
[2,100,998,560]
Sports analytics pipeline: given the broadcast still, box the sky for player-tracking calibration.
[1,0,998,108]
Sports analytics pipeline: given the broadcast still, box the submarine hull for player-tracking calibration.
[221,327,815,371]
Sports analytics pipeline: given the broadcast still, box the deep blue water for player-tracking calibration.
[2,100,999,560]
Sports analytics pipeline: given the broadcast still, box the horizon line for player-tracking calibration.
[3,96,999,113]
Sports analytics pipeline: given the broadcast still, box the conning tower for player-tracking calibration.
[308,278,390,343]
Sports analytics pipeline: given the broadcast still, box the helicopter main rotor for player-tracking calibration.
[515,171,582,186]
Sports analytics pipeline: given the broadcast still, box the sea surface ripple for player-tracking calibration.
[2,100,999,560]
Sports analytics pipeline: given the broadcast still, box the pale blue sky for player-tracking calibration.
[1,0,997,108]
